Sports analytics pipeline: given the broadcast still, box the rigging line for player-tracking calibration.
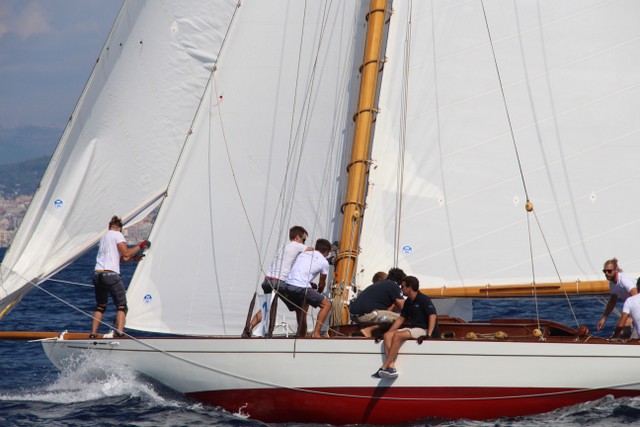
[526,211,541,331]
[532,208,580,328]
[479,0,529,202]
[45,278,92,288]
[205,84,230,333]
[394,0,411,267]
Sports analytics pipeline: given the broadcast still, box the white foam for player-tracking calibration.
[0,350,191,408]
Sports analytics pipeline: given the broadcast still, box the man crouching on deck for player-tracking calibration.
[372,275,439,379]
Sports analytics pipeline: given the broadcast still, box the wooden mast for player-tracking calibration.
[331,0,389,325]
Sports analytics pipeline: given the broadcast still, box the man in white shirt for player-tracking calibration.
[243,226,312,337]
[91,215,149,338]
[597,258,638,334]
[613,278,640,339]
[280,238,332,338]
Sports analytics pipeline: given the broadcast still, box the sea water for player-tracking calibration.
[0,247,639,426]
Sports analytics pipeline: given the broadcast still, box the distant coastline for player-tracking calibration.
[0,156,48,248]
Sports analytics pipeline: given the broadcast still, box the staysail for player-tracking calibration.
[356,1,640,313]
[126,1,368,336]
[0,1,231,317]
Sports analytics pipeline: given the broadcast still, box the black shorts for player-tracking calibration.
[261,277,285,294]
[93,272,127,307]
[279,283,325,311]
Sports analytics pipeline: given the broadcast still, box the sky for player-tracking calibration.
[0,0,122,129]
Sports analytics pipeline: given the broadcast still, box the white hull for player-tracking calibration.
[42,336,640,424]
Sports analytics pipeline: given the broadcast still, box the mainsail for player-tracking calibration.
[0,1,231,317]
[357,0,640,311]
[126,1,368,335]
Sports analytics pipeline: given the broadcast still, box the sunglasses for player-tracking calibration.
[602,269,614,274]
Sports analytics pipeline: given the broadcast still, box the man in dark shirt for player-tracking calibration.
[372,275,438,379]
[349,268,406,337]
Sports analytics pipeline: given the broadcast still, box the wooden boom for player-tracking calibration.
[421,280,610,298]
[0,331,101,340]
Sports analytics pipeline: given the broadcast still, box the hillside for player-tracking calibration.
[0,126,60,165]
[0,157,48,199]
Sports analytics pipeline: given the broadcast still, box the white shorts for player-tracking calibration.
[398,327,428,339]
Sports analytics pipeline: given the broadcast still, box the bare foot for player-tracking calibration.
[360,326,376,338]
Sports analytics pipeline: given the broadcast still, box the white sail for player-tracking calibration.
[0,1,234,316]
[126,1,367,335]
[357,1,640,299]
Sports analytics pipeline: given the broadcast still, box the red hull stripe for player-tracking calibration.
[188,386,640,424]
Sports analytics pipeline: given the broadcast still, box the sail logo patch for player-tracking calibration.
[53,199,64,209]
[402,245,413,255]
[143,294,153,304]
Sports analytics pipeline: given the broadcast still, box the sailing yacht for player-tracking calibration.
[2,0,640,424]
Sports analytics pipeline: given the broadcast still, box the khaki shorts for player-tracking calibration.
[352,310,399,324]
